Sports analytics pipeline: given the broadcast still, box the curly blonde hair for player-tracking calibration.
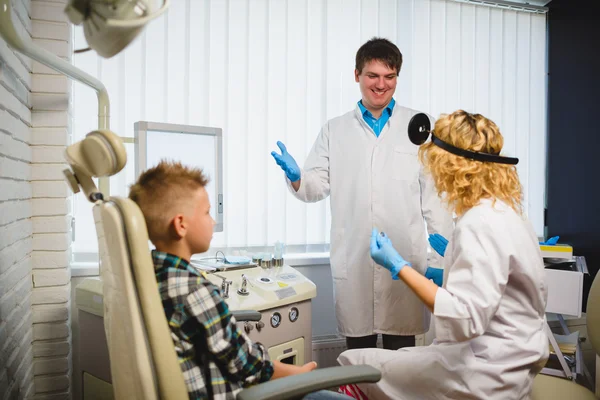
[129,160,209,243]
[418,110,522,216]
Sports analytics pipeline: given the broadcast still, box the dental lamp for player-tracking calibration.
[64,0,171,58]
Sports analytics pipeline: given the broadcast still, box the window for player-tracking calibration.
[71,0,547,263]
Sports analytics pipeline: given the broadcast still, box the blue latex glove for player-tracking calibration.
[540,236,559,245]
[271,141,301,182]
[425,267,443,287]
[370,229,410,280]
[428,233,449,257]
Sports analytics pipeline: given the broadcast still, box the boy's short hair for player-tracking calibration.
[129,160,209,243]
[355,37,403,75]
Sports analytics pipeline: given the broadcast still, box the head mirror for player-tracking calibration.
[407,113,431,145]
[406,112,518,165]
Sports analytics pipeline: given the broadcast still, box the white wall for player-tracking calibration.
[71,0,549,261]
[29,0,73,395]
[0,1,35,397]
[0,0,73,398]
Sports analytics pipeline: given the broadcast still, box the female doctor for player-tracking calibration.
[338,110,549,399]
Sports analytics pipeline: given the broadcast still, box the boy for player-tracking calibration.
[129,161,323,399]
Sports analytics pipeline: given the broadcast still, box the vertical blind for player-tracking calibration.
[72,0,547,254]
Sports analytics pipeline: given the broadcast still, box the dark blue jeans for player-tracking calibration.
[303,390,352,399]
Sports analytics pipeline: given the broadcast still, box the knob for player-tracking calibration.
[221,278,232,299]
[256,321,265,332]
[238,274,250,296]
[244,322,254,334]
[63,170,81,194]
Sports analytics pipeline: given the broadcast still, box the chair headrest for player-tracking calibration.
[65,130,127,178]
[586,273,600,355]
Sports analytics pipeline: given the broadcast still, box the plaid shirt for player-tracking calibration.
[153,251,274,399]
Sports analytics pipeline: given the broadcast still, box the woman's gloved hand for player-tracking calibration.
[428,233,449,257]
[425,267,443,287]
[370,229,410,280]
[271,141,301,182]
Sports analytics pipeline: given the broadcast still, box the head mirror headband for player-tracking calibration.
[407,113,519,165]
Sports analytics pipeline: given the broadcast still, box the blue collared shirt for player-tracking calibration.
[358,98,396,137]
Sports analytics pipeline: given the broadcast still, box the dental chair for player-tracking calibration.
[531,273,600,399]
[64,130,381,400]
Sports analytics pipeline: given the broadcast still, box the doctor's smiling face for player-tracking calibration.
[355,59,398,117]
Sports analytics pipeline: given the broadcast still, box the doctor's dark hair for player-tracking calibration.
[355,37,403,75]
[419,110,523,216]
[129,160,209,243]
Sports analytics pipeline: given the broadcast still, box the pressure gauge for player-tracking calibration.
[270,312,282,328]
[289,307,299,322]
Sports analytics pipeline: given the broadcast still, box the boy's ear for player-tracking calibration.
[171,214,187,238]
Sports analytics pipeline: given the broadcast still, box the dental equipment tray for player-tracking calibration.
[545,261,578,272]
[544,256,588,273]
[190,258,259,273]
[215,263,258,272]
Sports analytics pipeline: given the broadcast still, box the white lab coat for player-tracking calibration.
[338,198,549,399]
[288,103,453,336]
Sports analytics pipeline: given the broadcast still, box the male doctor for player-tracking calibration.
[271,38,453,350]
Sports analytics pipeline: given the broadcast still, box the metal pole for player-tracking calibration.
[0,0,111,194]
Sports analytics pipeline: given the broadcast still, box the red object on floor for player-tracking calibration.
[339,383,368,399]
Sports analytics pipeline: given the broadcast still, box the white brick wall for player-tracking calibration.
[1,1,74,398]
[30,2,69,24]
[29,1,73,397]
[30,128,68,146]
[32,303,69,324]
[32,181,69,198]
[32,250,70,270]
[1,0,35,398]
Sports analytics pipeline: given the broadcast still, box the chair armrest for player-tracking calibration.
[231,310,261,321]
[236,365,381,400]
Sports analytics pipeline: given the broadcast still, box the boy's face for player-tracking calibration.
[184,187,215,254]
[355,59,398,114]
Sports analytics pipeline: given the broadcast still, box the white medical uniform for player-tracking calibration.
[288,103,453,336]
[338,198,549,399]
